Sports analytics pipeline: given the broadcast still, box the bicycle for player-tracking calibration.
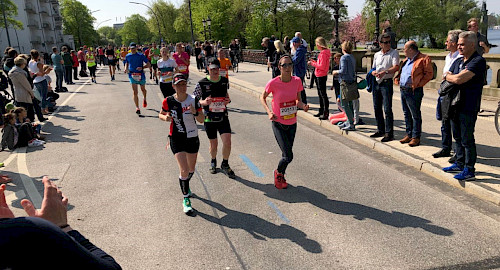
[495,101,500,136]
[231,51,240,73]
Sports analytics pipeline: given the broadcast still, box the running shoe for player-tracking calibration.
[274,170,287,189]
[183,198,193,214]
[143,100,147,108]
[136,108,141,114]
[209,164,217,174]
[443,163,463,172]
[221,164,235,179]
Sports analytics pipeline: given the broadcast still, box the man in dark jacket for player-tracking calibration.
[61,46,74,85]
[292,37,307,104]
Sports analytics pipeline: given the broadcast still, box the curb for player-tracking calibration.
[224,76,500,207]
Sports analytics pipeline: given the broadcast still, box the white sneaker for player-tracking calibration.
[27,139,38,147]
[35,139,45,145]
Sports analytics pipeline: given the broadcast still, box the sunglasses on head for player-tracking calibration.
[280,63,293,68]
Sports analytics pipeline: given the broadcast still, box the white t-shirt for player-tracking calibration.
[443,50,462,77]
[157,58,178,84]
[372,48,400,83]
[28,60,46,83]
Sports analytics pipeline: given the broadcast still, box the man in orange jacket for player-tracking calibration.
[394,40,433,147]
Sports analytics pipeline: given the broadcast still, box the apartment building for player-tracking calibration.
[0,0,74,55]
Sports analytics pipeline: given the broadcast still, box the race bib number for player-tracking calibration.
[209,97,226,112]
[153,56,159,60]
[179,65,187,72]
[161,72,172,83]
[279,101,297,120]
[220,69,228,77]
[88,59,95,63]
[132,72,142,82]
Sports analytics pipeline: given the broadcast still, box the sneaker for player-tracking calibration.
[443,163,464,172]
[182,198,193,214]
[454,168,475,181]
[448,154,457,164]
[135,108,141,114]
[209,164,217,174]
[221,164,236,179]
[35,139,45,145]
[274,170,283,189]
[337,122,347,128]
[143,100,147,108]
[342,124,355,131]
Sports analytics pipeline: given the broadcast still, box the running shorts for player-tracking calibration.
[169,136,200,154]
[204,117,231,140]
[152,63,158,70]
[159,82,175,98]
[129,77,146,85]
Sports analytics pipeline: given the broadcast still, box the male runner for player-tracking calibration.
[172,43,190,80]
[124,42,151,115]
[115,47,121,71]
[149,42,160,84]
[105,44,116,81]
[193,57,235,178]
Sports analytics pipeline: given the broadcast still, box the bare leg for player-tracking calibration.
[187,153,198,173]
[175,152,189,179]
[221,133,231,160]
[132,84,139,108]
[209,138,218,159]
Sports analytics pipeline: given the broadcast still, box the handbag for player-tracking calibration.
[340,80,359,101]
[357,76,367,89]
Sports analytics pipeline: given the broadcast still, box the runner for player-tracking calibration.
[193,57,235,178]
[172,43,190,80]
[217,49,232,79]
[105,44,116,81]
[149,42,160,84]
[86,48,97,83]
[120,47,127,67]
[97,46,105,66]
[157,47,179,98]
[124,42,151,115]
[115,47,121,71]
[159,73,205,214]
[259,55,309,189]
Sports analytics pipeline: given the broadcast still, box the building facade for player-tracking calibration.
[0,0,74,55]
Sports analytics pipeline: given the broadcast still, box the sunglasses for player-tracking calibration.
[280,63,293,68]
[380,41,390,44]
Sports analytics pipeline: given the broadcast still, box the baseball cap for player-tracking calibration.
[129,42,137,49]
[291,37,301,43]
[208,57,220,69]
[172,73,187,85]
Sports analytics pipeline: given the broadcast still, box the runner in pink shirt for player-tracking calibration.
[172,43,190,79]
[260,55,309,189]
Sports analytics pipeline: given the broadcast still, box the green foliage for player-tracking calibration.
[60,0,97,47]
[97,26,122,46]
[119,14,152,45]
[0,0,23,29]
[244,1,275,48]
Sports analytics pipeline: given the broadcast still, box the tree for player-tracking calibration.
[60,0,97,47]
[97,26,121,46]
[119,14,152,45]
[487,14,497,28]
[148,0,178,43]
[340,14,368,46]
[0,0,23,30]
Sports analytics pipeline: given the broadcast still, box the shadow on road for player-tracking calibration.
[232,176,453,237]
[194,194,322,253]
[40,122,80,143]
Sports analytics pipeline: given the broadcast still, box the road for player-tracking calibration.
[3,66,500,270]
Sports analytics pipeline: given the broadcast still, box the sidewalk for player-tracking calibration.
[190,57,500,206]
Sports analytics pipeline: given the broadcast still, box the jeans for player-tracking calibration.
[272,121,297,174]
[372,80,394,134]
[34,80,48,109]
[451,112,477,170]
[64,66,73,83]
[55,69,64,91]
[401,86,423,138]
[316,76,329,115]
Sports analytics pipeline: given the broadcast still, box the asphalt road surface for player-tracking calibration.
[7,67,500,270]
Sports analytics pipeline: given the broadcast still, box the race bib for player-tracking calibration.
[161,72,172,83]
[179,65,187,72]
[209,97,226,112]
[88,59,95,63]
[279,101,297,120]
[153,56,159,60]
[107,56,114,60]
[220,69,228,77]
[132,72,142,82]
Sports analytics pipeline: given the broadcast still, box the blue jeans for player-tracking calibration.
[401,86,423,138]
[34,80,48,109]
[372,80,394,134]
[451,112,477,170]
[55,69,64,91]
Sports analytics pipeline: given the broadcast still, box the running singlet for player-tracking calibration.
[194,76,229,122]
[157,58,178,83]
[105,49,115,60]
[87,54,96,67]
[173,52,189,74]
[162,94,202,138]
[125,53,149,81]
[218,58,231,78]
[265,76,303,125]
[150,48,160,64]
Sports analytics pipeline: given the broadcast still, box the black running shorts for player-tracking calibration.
[169,136,200,154]
[204,117,231,140]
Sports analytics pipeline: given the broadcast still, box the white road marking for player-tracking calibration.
[0,153,17,171]
[5,190,26,205]
[16,148,42,208]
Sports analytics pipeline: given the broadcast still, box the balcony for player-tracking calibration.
[25,3,37,13]
[27,20,39,28]
[31,37,42,44]
[42,22,51,29]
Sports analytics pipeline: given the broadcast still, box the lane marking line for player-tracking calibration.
[267,200,291,224]
[5,190,26,205]
[16,148,42,208]
[0,153,17,171]
[239,154,264,177]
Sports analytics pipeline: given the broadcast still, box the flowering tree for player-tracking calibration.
[338,14,368,46]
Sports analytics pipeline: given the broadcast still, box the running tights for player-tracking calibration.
[272,121,297,174]
[89,66,97,78]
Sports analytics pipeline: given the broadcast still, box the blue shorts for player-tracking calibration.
[129,77,146,85]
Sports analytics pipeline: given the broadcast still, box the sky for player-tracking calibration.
[80,0,500,29]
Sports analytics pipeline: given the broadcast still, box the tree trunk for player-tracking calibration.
[428,34,437,49]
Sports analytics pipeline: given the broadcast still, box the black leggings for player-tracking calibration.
[316,76,329,115]
[272,121,297,174]
[89,66,97,78]
[159,83,175,98]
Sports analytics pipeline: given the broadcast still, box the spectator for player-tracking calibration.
[370,32,400,142]
[43,65,59,113]
[61,46,74,85]
[270,40,286,78]
[262,37,275,74]
[442,31,486,181]
[2,48,17,73]
[332,41,357,131]
[0,178,122,269]
[308,37,331,120]
[290,32,308,56]
[51,47,65,93]
[195,41,204,72]
[7,56,35,122]
[331,53,342,100]
[203,41,214,74]
[71,50,79,81]
[466,18,490,55]
[394,40,434,147]
[292,36,307,104]
[19,54,46,122]
[28,50,50,115]
[283,36,291,54]
[1,112,40,149]
[433,30,463,159]
[14,106,44,144]
[383,25,397,50]
[77,47,87,77]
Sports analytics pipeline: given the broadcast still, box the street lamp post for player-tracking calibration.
[327,0,347,49]
[202,19,207,41]
[129,2,162,44]
[373,0,383,48]
[95,19,111,29]
[207,16,212,40]
[188,0,195,46]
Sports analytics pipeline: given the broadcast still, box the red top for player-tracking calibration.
[265,76,303,125]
